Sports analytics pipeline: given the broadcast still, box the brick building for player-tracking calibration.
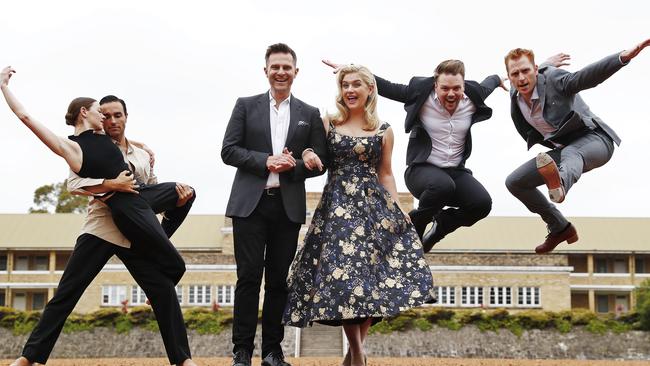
[0,192,648,314]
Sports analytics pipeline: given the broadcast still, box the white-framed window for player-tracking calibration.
[175,285,183,304]
[216,285,235,305]
[188,285,211,305]
[102,285,127,306]
[489,287,512,307]
[461,286,483,307]
[517,287,541,307]
[433,286,455,306]
[131,285,147,305]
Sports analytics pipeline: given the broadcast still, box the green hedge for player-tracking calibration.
[0,306,233,335]
[0,306,644,336]
[368,308,641,336]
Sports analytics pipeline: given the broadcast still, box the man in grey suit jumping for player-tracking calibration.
[221,43,327,366]
[504,38,650,254]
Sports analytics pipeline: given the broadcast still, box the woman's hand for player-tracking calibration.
[1,66,16,88]
[302,150,323,171]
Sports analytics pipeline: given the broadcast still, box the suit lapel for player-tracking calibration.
[285,95,301,145]
[407,77,434,130]
[257,93,273,152]
[536,74,547,110]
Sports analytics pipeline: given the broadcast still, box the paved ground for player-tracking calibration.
[3,358,648,365]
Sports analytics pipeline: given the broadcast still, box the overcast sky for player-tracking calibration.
[1,0,648,218]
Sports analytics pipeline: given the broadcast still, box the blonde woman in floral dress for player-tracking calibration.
[283,65,434,366]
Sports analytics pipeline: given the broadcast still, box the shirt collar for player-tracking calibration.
[516,86,539,102]
[269,91,291,107]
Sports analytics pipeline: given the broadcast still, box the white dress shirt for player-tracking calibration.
[266,91,291,188]
[419,92,475,168]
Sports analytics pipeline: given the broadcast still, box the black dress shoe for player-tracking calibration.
[232,349,251,366]
[261,351,291,366]
[409,209,429,238]
[422,218,444,253]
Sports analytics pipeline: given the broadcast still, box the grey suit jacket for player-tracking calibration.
[510,53,624,149]
[221,92,327,224]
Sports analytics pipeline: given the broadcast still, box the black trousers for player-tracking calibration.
[105,182,189,284]
[405,164,492,239]
[231,192,301,357]
[22,183,195,365]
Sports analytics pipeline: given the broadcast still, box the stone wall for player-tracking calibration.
[365,327,650,360]
[2,326,649,360]
[0,326,296,360]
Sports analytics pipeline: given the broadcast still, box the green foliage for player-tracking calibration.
[421,308,454,322]
[635,279,650,330]
[568,308,597,325]
[413,318,433,331]
[0,306,643,336]
[5,311,41,335]
[144,319,160,332]
[554,319,572,333]
[127,306,155,325]
[514,310,553,329]
[437,319,462,331]
[29,180,89,214]
[585,319,608,335]
[63,314,93,333]
[369,320,392,334]
[183,307,227,335]
[608,319,631,334]
[505,319,524,337]
[87,308,123,327]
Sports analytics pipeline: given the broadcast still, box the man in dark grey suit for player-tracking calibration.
[221,43,327,366]
[504,39,650,254]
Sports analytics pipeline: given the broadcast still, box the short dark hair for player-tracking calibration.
[100,95,128,115]
[265,43,297,65]
[434,60,465,81]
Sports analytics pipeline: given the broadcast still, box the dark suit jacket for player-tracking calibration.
[375,74,501,167]
[221,92,327,224]
[510,53,623,150]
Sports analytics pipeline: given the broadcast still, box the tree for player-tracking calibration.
[29,180,89,213]
[635,278,650,330]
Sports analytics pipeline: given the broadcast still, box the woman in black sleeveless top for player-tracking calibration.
[0,67,185,284]
[1,67,199,366]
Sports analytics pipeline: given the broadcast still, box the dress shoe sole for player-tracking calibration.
[536,153,565,203]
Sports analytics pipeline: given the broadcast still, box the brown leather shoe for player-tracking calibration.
[536,152,565,203]
[535,223,578,254]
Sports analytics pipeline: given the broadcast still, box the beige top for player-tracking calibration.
[67,140,157,248]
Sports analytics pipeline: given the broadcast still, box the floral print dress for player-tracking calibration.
[283,122,434,327]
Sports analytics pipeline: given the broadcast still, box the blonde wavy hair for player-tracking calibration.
[330,64,380,131]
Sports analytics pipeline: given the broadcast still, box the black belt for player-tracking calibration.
[264,187,281,196]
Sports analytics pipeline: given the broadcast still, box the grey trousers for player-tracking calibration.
[505,130,615,233]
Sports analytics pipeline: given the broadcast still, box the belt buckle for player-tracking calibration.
[265,188,277,196]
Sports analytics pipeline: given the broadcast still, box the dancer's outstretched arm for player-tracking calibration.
[1,66,82,171]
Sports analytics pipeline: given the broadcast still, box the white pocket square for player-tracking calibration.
[297,120,309,127]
